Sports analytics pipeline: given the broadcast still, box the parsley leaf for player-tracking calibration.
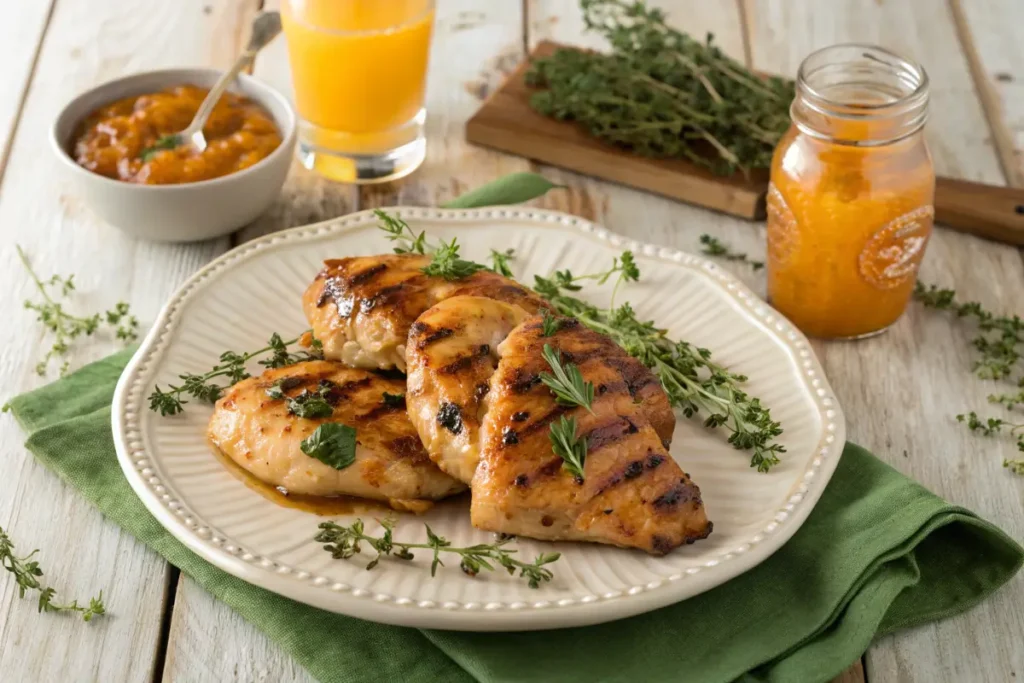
[301,423,357,470]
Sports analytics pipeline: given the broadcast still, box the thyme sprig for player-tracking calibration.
[149,333,323,416]
[699,234,764,271]
[526,0,794,175]
[489,248,516,277]
[956,411,1024,475]
[315,519,560,588]
[913,282,1023,383]
[375,210,486,280]
[534,258,784,472]
[0,525,106,622]
[17,245,138,376]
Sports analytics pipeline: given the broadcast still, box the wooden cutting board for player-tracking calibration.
[466,41,1024,246]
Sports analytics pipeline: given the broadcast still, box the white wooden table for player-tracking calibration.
[1,2,1021,681]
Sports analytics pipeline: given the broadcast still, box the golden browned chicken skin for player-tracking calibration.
[207,361,464,509]
[405,295,711,554]
[302,254,550,372]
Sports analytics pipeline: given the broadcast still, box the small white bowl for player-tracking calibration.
[51,68,297,243]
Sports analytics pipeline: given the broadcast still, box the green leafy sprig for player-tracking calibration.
[17,245,138,376]
[549,415,588,480]
[540,344,595,412]
[0,525,106,622]
[956,411,1024,475]
[913,282,1023,383]
[489,248,516,277]
[699,234,764,271]
[526,0,793,175]
[149,333,323,416]
[421,238,487,281]
[139,134,182,161]
[534,257,784,472]
[315,519,560,588]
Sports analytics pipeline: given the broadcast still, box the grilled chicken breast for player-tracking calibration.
[406,295,711,554]
[406,296,534,482]
[302,254,550,371]
[207,360,464,509]
[473,316,711,554]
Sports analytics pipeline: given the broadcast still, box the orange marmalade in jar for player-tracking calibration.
[767,45,934,339]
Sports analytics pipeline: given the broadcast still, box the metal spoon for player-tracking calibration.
[141,11,282,158]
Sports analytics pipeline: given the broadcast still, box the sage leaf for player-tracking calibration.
[441,172,562,209]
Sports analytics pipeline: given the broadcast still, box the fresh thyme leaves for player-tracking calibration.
[149,333,322,416]
[283,380,337,419]
[139,134,181,161]
[549,415,587,480]
[374,210,505,280]
[17,245,138,376]
[0,525,106,622]
[489,248,516,277]
[699,234,764,271]
[421,238,488,281]
[526,0,793,175]
[913,282,1023,383]
[381,391,406,407]
[540,344,595,412]
[261,332,324,369]
[315,519,560,588]
[535,256,785,472]
[376,209,428,255]
[990,390,1024,411]
[957,412,1024,475]
[540,308,563,337]
[301,423,357,469]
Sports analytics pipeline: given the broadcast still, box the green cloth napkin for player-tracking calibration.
[4,349,1021,683]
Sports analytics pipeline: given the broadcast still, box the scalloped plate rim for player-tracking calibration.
[112,206,846,631]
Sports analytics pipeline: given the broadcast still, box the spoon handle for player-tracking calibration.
[189,54,254,133]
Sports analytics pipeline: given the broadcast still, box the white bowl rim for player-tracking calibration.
[50,66,298,192]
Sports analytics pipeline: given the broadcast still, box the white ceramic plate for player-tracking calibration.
[113,207,845,631]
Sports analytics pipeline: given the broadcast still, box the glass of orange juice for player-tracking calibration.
[280,0,435,183]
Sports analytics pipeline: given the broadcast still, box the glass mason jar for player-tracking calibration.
[766,44,934,339]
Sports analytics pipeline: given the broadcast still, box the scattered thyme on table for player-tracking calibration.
[699,234,765,271]
[16,245,138,376]
[374,211,785,472]
[0,525,106,622]
[315,518,560,588]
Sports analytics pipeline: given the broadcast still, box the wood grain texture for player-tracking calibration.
[950,0,1024,188]
[0,0,54,181]
[0,1,258,682]
[744,2,1024,683]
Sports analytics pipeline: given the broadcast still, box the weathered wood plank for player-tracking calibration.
[743,2,1024,682]
[0,1,260,682]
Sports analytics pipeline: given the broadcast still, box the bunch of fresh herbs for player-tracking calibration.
[526,0,794,175]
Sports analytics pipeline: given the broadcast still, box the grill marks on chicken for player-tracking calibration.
[406,297,712,554]
[302,254,549,372]
[207,361,464,510]
[406,296,534,483]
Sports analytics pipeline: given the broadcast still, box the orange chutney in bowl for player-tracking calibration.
[73,85,282,185]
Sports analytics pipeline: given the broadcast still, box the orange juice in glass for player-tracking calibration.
[281,0,435,183]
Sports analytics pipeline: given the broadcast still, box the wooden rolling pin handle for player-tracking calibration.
[934,176,1024,246]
